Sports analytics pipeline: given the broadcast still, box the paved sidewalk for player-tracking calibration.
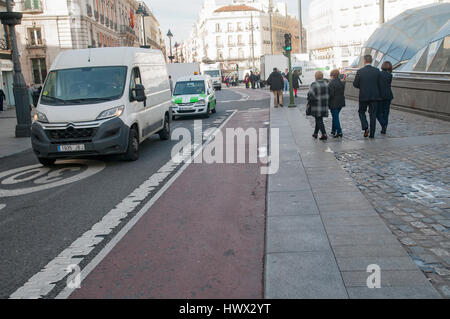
[265,97,442,298]
[0,108,31,158]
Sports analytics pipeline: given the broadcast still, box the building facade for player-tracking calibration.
[307,0,449,69]
[13,0,146,87]
[185,0,303,72]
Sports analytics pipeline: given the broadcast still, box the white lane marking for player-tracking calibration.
[0,204,5,211]
[10,111,237,299]
[0,160,105,198]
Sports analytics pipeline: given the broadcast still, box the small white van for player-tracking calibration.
[31,47,172,166]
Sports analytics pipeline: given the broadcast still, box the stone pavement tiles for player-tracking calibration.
[0,108,32,158]
[265,99,442,298]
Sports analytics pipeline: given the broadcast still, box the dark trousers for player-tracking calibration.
[377,99,391,130]
[314,116,326,135]
[331,108,342,134]
[359,101,378,137]
[0,97,3,111]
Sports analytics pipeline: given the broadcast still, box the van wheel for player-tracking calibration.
[124,127,139,161]
[172,115,176,121]
[159,114,170,140]
[38,157,56,166]
[212,101,217,113]
[204,105,210,118]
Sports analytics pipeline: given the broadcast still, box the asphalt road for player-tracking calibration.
[0,87,270,298]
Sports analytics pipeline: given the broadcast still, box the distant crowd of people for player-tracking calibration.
[266,54,394,141]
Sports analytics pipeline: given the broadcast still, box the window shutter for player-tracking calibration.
[33,0,40,9]
[24,0,32,10]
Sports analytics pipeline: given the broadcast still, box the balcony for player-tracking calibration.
[237,42,245,47]
[120,25,136,37]
[216,43,224,48]
[26,39,46,49]
[227,42,236,47]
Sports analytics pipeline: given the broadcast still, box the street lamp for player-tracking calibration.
[298,0,304,54]
[0,0,31,137]
[174,42,179,63]
[136,3,149,48]
[167,29,174,63]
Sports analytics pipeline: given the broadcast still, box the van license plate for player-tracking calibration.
[57,144,85,152]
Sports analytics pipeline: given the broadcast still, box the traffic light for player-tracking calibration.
[284,33,292,52]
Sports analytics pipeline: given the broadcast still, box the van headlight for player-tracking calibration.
[96,106,124,120]
[33,111,49,123]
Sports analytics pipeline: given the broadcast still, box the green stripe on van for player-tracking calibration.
[173,98,183,104]
[190,97,199,103]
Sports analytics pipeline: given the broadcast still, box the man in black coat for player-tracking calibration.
[353,55,382,138]
[267,68,284,107]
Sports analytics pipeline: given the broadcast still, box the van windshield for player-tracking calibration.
[40,66,127,105]
[173,81,205,96]
[204,70,220,78]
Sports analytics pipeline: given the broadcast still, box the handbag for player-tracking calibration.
[306,103,312,116]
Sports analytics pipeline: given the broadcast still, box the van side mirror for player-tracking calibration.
[131,84,146,103]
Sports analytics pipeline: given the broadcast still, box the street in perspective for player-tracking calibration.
[0,0,449,305]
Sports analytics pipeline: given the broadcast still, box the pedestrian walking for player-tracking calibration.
[328,69,346,138]
[244,73,250,89]
[292,70,302,98]
[353,55,382,139]
[256,72,261,88]
[267,68,284,108]
[0,88,6,112]
[169,76,173,94]
[250,71,257,89]
[283,68,290,93]
[307,71,329,140]
[377,61,394,134]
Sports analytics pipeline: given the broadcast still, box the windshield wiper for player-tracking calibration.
[65,97,113,104]
[42,96,67,104]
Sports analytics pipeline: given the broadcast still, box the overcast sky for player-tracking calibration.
[143,0,312,46]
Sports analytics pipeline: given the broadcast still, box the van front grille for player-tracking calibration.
[45,127,97,143]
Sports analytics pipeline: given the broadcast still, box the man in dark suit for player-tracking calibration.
[353,55,381,138]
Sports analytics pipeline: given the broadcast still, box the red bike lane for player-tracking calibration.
[70,108,268,299]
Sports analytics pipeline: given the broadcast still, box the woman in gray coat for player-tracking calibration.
[307,71,329,140]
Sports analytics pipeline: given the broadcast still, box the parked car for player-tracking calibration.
[31,47,172,166]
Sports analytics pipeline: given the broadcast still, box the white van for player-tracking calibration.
[202,69,222,90]
[31,47,172,166]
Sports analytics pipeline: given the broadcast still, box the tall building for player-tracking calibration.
[185,0,303,72]
[0,0,15,107]
[307,0,449,69]
[136,0,165,54]
[13,0,146,87]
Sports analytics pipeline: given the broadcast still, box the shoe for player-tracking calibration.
[295,95,298,98]
[280,104,284,107]
[312,134,318,139]
[274,105,278,108]
[319,135,328,141]
[331,131,336,136]
[381,127,387,134]
[333,133,343,138]
[364,129,369,137]
[369,136,375,139]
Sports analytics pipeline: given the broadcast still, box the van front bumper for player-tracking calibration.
[172,105,208,117]
[31,117,129,158]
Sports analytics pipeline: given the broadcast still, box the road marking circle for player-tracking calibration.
[0,160,105,198]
